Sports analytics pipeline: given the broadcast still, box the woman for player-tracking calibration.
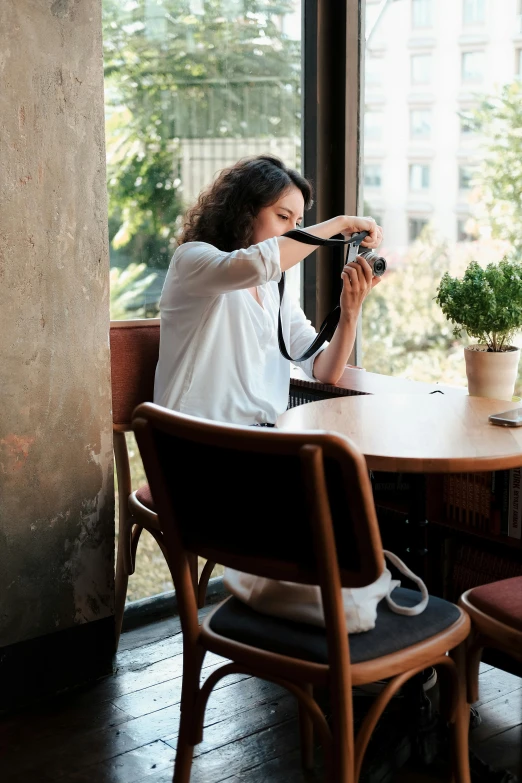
[154,154,396,630]
[154,154,383,425]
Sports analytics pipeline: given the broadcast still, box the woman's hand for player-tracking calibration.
[339,254,381,323]
[341,216,383,248]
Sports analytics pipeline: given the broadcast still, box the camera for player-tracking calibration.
[356,248,387,277]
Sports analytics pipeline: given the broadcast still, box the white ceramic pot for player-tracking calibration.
[464,345,521,401]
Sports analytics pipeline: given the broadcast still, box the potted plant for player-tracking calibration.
[435,257,522,401]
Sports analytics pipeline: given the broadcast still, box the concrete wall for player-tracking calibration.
[0,0,114,648]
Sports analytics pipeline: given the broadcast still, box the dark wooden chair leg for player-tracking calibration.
[298,683,315,770]
[197,560,216,609]
[449,643,471,783]
[173,646,205,783]
[114,535,129,651]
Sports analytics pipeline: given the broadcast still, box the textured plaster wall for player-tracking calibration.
[0,0,114,647]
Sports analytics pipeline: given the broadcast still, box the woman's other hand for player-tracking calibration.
[341,216,383,248]
[340,254,381,322]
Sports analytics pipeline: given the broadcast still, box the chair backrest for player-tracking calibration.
[110,319,160,432]
[132,402,384,591]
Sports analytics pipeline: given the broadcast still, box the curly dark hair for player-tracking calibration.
[178,154,313,251]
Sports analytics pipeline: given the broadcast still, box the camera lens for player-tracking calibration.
[358,249,387,277]
[371,256,387,276]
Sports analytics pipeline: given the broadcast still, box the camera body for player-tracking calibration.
[357,248,387,277]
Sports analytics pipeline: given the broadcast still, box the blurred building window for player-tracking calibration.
[463,0,485,25]
[411,54,432,84]
[459,165,475,190]
[365,110,384,141]
[408,217,429,241]
[408,218,429,242]
[364,163,383,187]
[457,217,479,241]
[365,56,383,85]
[462,51,485,82]
[410,108,432,139]
[409,163,430,190]
[412,0,433,28]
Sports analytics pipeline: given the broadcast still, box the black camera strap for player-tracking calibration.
[277,228,369,363]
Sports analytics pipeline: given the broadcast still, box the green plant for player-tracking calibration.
[435,257,522,351]
[110,263,158,320]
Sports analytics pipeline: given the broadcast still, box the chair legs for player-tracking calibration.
[173,647,206,783]
[298,684,315,770]
[448,644,472,783]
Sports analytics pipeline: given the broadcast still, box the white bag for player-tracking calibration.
[224,550,429,633]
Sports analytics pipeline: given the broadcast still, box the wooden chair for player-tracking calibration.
[459,576,522,704]
[132,402,472,783]
[110,320,216,648]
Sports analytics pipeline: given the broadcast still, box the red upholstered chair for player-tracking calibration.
[459,576,522,703]
[110,319,215,648]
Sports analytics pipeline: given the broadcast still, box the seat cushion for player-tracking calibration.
[468,576,522,633]
[135,484,155,511]
[209,589,462,664]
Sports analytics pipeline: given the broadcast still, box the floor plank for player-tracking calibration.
[1,612,521,783]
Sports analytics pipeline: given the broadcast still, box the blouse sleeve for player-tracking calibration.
[174,237,281,297]
[287,296,329,381]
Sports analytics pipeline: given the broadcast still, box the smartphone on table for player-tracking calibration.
[488,408,522,427]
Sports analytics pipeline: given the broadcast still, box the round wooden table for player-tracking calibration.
[278,394,522,575]
[277,394,522,474]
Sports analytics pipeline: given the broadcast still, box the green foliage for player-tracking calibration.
[362,229,468,383]
[435,256,522,351]
[103,0,301,270]
[472,81,522,254]
[110,263,158,319]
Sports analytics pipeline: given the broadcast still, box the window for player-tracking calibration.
[460,113,478,134]
[412,0,432,28]
[408,217,429,241]
[517,49,522,78]
[410,109,432,139]
[463,0,485,25]
[462,51,485,82]
[105,0,304,604]
[411,54,432,84]
[364,163,382,187]
[459,165,475,190]
[457,217,479,241]
[409,163,430,190]
[365,110,384,141]
[365,56,383,86]
[518,0,522,34]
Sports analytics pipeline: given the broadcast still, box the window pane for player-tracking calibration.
[365,56,383,85]
[409,163,430,189]
[459,165,475,189]
[462,51,485,82]
[361,0,517,392]
[409,217,429,241]
[463,0,485,25]
[105,0,303,323]
[411,54,432,84]
[365,110,384,140]
[364,163,382,187]
[517,49,522,77]
[105,0,303,604]
[412,0,432,28]
[411,109,432,138]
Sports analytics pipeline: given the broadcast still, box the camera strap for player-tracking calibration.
[277,228,369,362]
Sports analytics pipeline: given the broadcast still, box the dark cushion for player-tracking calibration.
[209,589,462,664]
[135,484,155,511]
[468,576,522,633]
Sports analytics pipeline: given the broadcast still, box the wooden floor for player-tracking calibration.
[1,606,520,783]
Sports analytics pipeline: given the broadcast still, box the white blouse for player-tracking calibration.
[154,237,325,425]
